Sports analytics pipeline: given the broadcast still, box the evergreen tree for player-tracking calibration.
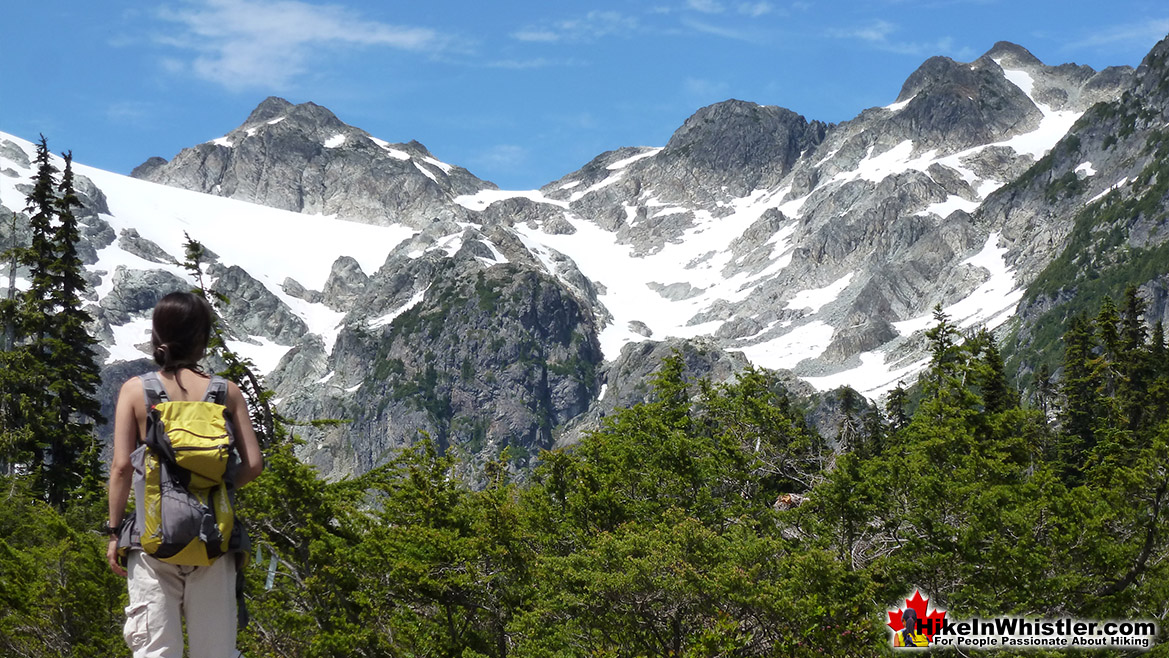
[1151,321,1166,376]
[11,137,60,489]
[1,210,18,353]
[923,305,962,394]
[20,136,58,354]
[1058,314,1100,482]
[42,152,104,505]
[1031,362,1056,420]
[921,307,982,424]
[0,141,104,507]
[181,235,276,446]
[0,209,25,471]
[1094,296,1122,399]
[836,388,860,451]
[1116,285,1150,431]
[969,328,1016,414]
[885,381,910,433]
[857,405,886,458]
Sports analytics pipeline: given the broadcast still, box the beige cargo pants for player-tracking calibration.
[123,551,240,658]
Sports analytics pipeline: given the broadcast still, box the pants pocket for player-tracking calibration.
[123,603,149,651]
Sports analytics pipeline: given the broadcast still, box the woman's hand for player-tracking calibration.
[107,537,126,577]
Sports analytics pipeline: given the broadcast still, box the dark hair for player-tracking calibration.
[901,608,919,646]
[152,291,213,372]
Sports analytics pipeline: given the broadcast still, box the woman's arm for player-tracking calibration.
[106,378,141,577]
[227,382,264,487]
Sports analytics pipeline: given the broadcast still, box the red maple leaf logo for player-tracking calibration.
[887,590,947,641]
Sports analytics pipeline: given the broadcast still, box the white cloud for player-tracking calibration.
[485,58,557,69]
[737,2,774,17]
[1067,18,1169,50]
[155,0,448,89]
[687,0,726,13]
[511,11,638,43]
[511,29,560,43]
[828,19,897,43]
[681,18,764,43]
[827,19,969,58]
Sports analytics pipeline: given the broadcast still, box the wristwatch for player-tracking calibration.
[101,521,121,537]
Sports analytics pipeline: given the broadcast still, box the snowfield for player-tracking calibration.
[1,52,1078,402]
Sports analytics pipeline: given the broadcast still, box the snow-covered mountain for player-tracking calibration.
[3,37,1168,480]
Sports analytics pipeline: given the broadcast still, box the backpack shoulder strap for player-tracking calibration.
[204,376,229,405]
[139,372,169,408]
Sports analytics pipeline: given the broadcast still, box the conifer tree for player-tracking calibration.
[1031,361,1056,422]
[1116,286,1150,431]
[969,328,1016,414]
[0,140,105,506]
[858,405,886,458]
[0,210,25,470]
[41,152,104,505]
[1058,314,1099,481]
[1,209,18,352]
[885,382,910,433]
[1094,296,1122,399]
[181,234,275,446]
[1151,321,1166,374]
[13,136,59,484]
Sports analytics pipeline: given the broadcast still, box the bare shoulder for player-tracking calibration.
[225,379,243,398]
[118,376,144,401]
[224,380,250,407]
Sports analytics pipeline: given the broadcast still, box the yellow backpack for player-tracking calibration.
[126,373,240,566]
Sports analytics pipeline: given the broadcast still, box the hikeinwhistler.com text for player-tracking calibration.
[913,617,1158,650]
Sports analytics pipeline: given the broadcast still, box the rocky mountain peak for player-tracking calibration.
[982,41,1044,69]
[662,100,818,167]
[891,53,1041,149]
[130,97,493,227]
[653,99,826,197]
[895,55,963,101]
[1136,34,1169,98]
[12,33,1160,486]
[237,97,349,141]
[244,96,295,124]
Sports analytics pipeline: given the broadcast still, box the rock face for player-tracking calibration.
[132,97,494,228]
[283,262,603,482]
[6,37,1169,486]
[651,100,828,202]
[993,35,1169,377]
[519,40,1136,396]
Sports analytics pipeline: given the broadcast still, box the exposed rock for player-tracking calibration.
[555,337,755,447]
[647,281,705,301]
[131,156,168,179]
[321,256,369,312]
[65,37,1166,488]
[1,140,30,168]
[133,97,496,228]
[282,277,323,304]
[284,263,603,481]
[209,264,309,345]
[97,268,190,326]
[118,229,174,264]
[628,320,653,337]
[654,100,827,200]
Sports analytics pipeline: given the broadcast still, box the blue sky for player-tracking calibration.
[3,1,1168,190]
